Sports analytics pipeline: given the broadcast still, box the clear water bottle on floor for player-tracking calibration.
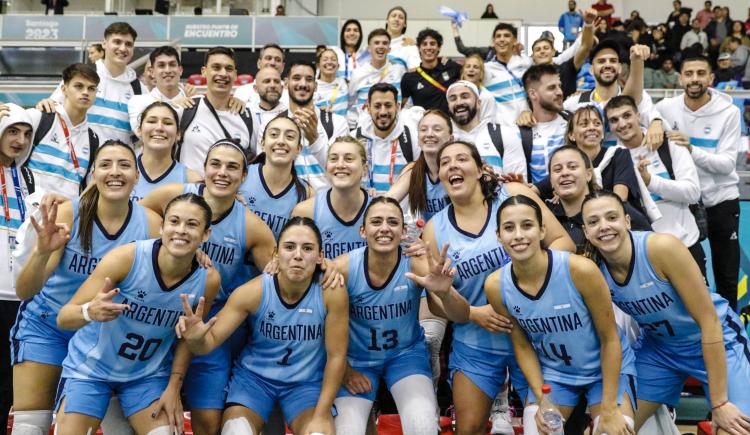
[539,384,564,435]
[401,211,425,250]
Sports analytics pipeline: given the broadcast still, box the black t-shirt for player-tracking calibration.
[559,58,579,98]
[400,60,462,114]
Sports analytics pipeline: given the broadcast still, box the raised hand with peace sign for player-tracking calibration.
[175,294,218,346]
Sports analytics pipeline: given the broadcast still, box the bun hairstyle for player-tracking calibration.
[164,193,213,231]
[251,115,309,203]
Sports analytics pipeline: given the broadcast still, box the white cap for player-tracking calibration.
[446,80,480,98]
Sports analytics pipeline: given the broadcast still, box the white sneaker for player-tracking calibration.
[489,399,514,435]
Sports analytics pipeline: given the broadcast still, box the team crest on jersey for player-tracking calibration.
[223,236,237,244]
[352,295,365,304]
[513,305,521,314]
[322,230,334,240]
[703,126,711,134]
[136,290,147,301]
[40,310,51,320]
[394,285,408,292]
[298,308,313,314]
[417,82,424,90]
[442,71,450,81]
[247,196,257,206]
[192,125,201,133]
[449,249,461,262]
[50,133,59,144]
[267,311,276,321]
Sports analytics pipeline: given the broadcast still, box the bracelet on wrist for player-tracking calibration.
[81,302,92,322]
[712,400,729,411]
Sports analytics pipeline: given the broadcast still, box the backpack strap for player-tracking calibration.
[320,110,334,140]
[398,125,414,162]
[560,110,571,121]
[519,126,534,182]
[32,111,56,148]
[238,109,255,162]
[176,97,202,161]
[578,90,593,103]
[20,164,35,195]
[130,79,143,95]
[80,129,99,193]
[656,137,675,180]
[487,123,504,158]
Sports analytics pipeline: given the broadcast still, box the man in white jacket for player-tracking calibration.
[605,95,705,273]
[656,55,742,309]
[354,83,420,193]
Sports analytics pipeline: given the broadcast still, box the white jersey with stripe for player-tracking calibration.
[655,90,740,208]
[483,59,528,126]
[294,108,349,191]
[452,120,527,178]
[52,60,142,144]
[332,46,369,81]
[314,78,349,118]
[529,115,568,183]
[347,61,406,129]
[25,106,91,199]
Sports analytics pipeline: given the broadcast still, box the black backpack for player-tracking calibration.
[355,125,414,163]
[28,111,99,194]
[176,97,255,162]
[130,79,143,96]
[656,138,708,241]
[486,122,534,182]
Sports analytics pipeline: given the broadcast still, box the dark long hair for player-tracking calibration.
[497,194,543,228]
[565,105,604,147]
[277,216,324,283]
[436,141,499,206]
[408,109,452,216]
[79,140,137,254]
[251,115,308,203]
[139,101,180,158]
[580,190,628,260]
[164,193,213,231]
[340,19,363,52]
[548,145,600,195]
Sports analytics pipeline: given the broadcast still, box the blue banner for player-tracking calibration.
[254,16,338,46]
[1,15,84,41]
[169,16,252,46]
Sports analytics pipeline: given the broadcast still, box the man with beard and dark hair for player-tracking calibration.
[249,66,288,152]
[563,41,664,149]
[353,83,420,193]
[656,55,742,310]
[521,64,569,183]
[283,60,348,190]
[447,80,526,179]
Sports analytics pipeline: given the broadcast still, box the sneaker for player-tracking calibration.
[490,399,515,435]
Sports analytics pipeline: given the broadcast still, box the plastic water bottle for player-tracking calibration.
[401,211,425,250]
[539,384,564,435]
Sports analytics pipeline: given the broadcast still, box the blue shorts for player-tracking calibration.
[10,301,74,367]
[226,365,323,425]
[635,314,750,414]
[448,340,528,400]
[183,303,249,410]
[527,374,637,410]
[56,376,168,419]
[337,342,433,401]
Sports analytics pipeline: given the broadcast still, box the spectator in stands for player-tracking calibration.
[87,43,104,64]
[480,3,498,19]
[400,28,461,114]
[625,10,646,31]
[668,12,691,54]
[348,28,406,128]
[384,6,421,70]
[333,19,366,81]
[667,0,692,28]
[728,37,750,77]
[696,1,714,29]
[234,44,286,107]
[645,27,672,71]
[595,17,610,42]
[607,20,635,54]
[559,1,583,49]
[42,0,67,15]
[591,0,614,25]
[651,57,680,89]
[275,4,285,16]
[721,21,750,51]
[714,52,738,84]
[451,22,494,60]
[706,6,732,52]
[746,7,750,35]
[681,18,709,51]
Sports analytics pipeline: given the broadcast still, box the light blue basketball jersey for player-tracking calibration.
[239,163,305,240]
[18,199,149,334]
[601,231,731,349]
[313,188,370,259]
[239,273,327,384]
[346,247,423,367]
[501,250,635,385]
[62,239,207,382]
[131,155,188,202]
[432,187,512,355]
[423,173,448,222]
[183,183,250,303]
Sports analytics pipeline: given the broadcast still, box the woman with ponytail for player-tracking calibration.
[131,101,201,202]
[239,115,313,239]
[421,140,574,434]
[140,139,277,435]
[11,140,161,434]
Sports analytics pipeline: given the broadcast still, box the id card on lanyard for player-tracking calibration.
[1,164,26,223]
